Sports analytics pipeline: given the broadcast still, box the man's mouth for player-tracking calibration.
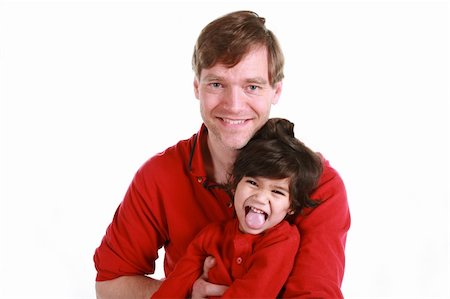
[220,118,247,125]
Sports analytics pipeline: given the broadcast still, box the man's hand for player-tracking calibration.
[191,256,228,299]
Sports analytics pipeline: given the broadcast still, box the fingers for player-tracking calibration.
[202,281,228,297]
[192,278,228,299]
[201,256,216,279]
[191,256,228,298]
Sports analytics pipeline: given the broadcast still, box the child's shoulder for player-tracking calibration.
[196,218,237,238]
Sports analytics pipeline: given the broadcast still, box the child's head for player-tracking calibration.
[230,118,322,234]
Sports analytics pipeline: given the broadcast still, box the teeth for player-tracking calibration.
[250,206,268,221]
[251,207,264,214]
[245,206,268,220]
[223,118,245,125]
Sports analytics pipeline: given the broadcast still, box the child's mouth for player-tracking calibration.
[244,206,268,229]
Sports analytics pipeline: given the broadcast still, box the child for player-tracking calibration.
[152,118,323,298]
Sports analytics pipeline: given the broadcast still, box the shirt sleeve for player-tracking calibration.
[151,224,218,298]
[222,225,300,298]
[93,160,169,281]
[280,158,351,298]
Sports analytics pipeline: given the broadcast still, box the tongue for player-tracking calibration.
[245,210,266,229]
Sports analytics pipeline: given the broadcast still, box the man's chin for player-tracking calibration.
[207,125,255,150]
[222,137,252,151]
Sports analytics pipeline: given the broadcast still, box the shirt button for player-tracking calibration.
[197,177,202,183]
[236,257,242,264]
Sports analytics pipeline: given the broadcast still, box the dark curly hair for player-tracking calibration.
[229,118,323,222]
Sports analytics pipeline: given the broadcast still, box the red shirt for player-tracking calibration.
[94,124,351,298]
[152,218,300,298]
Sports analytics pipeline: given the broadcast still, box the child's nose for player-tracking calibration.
[253,190,270,204]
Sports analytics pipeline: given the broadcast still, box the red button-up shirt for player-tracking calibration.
[152,218,300,298]
[94,124,350,298]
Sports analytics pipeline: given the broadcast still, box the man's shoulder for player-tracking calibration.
[318,154,339,179]
[314,154,346,199]
[140,132,198,171]
[297,153,349,227]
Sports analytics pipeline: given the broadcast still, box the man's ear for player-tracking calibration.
[193,78,200,99]
[271,81,283,105]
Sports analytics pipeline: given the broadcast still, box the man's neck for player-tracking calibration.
[201,132,238,185]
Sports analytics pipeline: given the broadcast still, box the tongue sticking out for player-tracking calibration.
[245,208,266,229]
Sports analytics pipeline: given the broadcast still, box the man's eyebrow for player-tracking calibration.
[201,75,268,85]
[246,77,268,85]
[202,74,223,82]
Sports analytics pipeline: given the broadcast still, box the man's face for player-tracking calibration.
[194,46,282,151]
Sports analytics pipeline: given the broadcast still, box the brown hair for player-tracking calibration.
[192,10,284,86]
[230,118,323,222]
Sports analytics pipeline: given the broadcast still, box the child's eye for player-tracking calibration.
[272,190,286,196]
[246,179,257,186]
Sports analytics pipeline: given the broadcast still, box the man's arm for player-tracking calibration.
[96,276,162,299]
[281,159,350,298]
[94,161,170,298]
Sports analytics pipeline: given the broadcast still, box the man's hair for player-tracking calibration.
[192,10,284,86]
[230,118,323,222]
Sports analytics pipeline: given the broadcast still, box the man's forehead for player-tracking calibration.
[199,46,269,80]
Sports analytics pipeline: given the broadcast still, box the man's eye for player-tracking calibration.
[248,85,259,91]
[210,83,222,88]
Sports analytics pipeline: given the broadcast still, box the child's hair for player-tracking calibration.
[230,118,323,222]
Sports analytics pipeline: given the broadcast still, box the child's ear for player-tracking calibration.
[287,209,295,215]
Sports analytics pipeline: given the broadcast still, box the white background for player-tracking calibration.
[1,0,449,298]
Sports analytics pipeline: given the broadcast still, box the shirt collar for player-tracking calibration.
[188,124,228,190]
[188,124,208,179]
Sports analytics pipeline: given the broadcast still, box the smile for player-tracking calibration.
[221,118,247,125]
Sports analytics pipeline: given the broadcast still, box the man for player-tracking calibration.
[94,10,350,298]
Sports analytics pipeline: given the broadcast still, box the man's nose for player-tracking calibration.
[222,86,244,111]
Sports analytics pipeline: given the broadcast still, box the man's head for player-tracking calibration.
[192,10,284,87]
[193,11,284,152]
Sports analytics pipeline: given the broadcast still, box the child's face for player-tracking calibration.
[234,176,292,234]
